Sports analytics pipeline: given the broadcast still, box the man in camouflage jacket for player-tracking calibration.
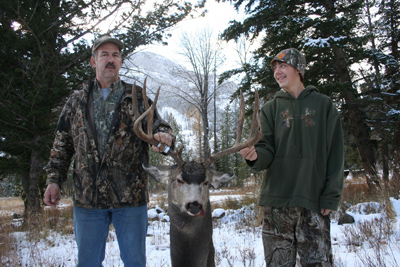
[44,35,174,267]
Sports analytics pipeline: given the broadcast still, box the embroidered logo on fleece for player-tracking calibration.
[280,108,316,127]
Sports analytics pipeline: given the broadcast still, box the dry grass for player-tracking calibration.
[0,197,74,265]
[0,197,24,216]
[211,187,250,196]
[0,198,24,264]
[341,178,398,221]
[342,214,400,267]
[216,193,258,210]
[0,197,25,261]
[342,182,370,206]
[212,187,263,228]
[1,178,399,266]
[0,215,17,262]
[149,191,169,212]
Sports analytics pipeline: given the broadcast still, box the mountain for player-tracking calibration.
[121,51,240,153]
[121,51,191,110]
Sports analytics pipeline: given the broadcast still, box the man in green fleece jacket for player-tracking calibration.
[240,48,344,266]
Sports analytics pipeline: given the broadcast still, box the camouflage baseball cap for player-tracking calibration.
[92,35,124,54]
[271,48,306,78]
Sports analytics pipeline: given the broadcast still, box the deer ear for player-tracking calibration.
[208,169,235,189]
[142,164,171,184]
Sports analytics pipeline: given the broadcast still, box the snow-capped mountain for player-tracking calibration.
[120,51,239,152]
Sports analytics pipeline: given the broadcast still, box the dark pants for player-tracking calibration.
[262,206,332,267]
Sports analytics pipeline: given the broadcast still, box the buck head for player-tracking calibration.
[132,78,262,217]
[142,162,234,216]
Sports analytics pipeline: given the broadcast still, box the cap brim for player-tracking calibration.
[92,38,124,53]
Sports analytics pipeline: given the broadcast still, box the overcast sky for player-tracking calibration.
[142,0,247,73]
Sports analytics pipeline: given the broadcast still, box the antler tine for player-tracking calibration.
[245,89,261,146]
[132,81,159,145]
[132,80,184,166]
[235,90,245,146]
[205,89,262,168]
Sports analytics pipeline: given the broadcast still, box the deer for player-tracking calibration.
[132,80,262,267]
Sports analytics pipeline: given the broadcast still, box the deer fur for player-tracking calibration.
[143,162,234,267]
[131,79,261,267]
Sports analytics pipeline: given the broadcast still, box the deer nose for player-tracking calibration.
[186,201,203,215]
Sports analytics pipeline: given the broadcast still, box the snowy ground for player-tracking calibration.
[3,193,400,266]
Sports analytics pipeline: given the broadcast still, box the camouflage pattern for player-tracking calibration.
[271,48,306,78]
[262,206,332,267]
[92,79,125,157]
[46,79,173,209]
[92,34,124,54]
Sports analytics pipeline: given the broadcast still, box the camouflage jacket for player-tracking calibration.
[46,80,173,209]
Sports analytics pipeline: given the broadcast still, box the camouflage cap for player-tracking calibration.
[92,35,124,54]
[271,48,306,78]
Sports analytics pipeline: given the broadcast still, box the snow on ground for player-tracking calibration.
[3,195,400,266]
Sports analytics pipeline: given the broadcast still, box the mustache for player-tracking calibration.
[105,62,115,69]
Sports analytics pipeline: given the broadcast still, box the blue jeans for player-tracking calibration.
[73,205,148,267]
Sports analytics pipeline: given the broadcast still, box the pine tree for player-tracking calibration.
[165,111,193,163]
[220,0,385,192]
[0,0,196,217]
[376,0,400,182]
[218,104,235,173]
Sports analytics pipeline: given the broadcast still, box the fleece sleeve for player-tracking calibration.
[319,103,344,211]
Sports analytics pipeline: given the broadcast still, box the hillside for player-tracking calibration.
[121,51,240,152]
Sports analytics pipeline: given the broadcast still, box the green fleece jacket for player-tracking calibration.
[249,85,344,212]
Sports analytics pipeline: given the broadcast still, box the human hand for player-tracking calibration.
[44,183,61,207]
[321,209,333,216]
[240,146,258,161]
[152,132,173,153]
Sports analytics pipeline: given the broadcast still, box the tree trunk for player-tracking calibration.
[213,66,217,170]
[331,46,381,192]
[381,139,389,181]
[319,0,380,192]
[202,102,210,162]
[202,79,210,162]
[393,124,400,183]
[24,148,44,219]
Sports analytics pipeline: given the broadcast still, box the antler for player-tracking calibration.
[132,78,184,165]
[204,90,262,168]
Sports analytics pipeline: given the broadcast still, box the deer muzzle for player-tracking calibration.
[186,201,205,217]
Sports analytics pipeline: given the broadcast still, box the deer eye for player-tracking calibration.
[203,181,209,186]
